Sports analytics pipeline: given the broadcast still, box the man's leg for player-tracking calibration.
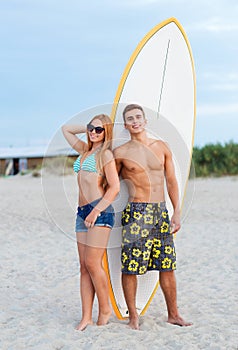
[159,271,192,326]
[122,273,139,330]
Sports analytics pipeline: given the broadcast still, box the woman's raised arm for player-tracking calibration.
[61,124,88,154]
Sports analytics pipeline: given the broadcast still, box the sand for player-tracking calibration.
[0,174,237,350]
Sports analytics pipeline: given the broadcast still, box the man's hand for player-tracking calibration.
[170,212,181,234]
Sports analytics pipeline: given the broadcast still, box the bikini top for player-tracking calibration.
[73,149,100,174]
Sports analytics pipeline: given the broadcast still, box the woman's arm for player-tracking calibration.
[95,150,120,212]
[113,146,124,176]
[61,124,88,154]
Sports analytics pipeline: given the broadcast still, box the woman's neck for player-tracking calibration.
[90,142,103,151]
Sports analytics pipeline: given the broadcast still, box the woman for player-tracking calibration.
[62,114,120,331]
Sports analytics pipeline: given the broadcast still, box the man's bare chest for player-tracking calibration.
[122,148,164,172]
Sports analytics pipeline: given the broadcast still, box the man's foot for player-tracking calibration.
[127,316,140,330]
[97,310,112,326]
[75,319,94,331]
[167,315,192,327]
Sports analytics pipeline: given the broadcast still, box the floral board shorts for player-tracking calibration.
[121,202,176,275]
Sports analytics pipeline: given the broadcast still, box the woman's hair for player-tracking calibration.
[86,114,113,172]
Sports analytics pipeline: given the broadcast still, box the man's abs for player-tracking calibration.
[121,169,165,203]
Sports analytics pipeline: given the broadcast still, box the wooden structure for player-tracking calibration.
[0,146,77,176]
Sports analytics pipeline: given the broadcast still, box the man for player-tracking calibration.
[114,104,192,330]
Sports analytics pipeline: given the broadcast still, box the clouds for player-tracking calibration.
[201,72,238,93]
[197,103,238,117]
[190,17,238,33]
[211,82,238,93]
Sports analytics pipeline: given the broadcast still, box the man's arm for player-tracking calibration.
[164,144,181,233]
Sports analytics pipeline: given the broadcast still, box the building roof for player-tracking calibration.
[0,146,77,159]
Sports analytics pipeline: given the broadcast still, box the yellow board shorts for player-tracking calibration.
[121,202,176,275]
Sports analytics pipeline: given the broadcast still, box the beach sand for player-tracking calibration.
[0,174,237,349]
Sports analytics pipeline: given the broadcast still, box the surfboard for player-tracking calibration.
[103,17,196,319]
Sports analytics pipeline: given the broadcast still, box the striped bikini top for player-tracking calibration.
[73,149,99,174]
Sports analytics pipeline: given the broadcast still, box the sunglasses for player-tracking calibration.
[87,123,105,134]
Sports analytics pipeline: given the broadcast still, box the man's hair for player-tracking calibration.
[122,104,145,122]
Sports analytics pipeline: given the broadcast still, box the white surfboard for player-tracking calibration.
[103,18,196,319]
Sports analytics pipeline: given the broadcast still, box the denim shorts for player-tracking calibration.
[75,198,115,232]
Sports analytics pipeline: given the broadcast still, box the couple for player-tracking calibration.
[62,104,192,331]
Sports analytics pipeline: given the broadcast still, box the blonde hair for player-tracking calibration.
[86,114,113,173]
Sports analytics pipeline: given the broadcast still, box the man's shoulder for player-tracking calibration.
[149,139,172,156]
[149,138,168,148]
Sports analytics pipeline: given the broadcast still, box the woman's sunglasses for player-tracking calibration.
[87,124,105,134]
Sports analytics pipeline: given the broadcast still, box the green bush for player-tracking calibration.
[192,141,238,177]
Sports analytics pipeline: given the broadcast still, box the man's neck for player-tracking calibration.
[130,130,149,144]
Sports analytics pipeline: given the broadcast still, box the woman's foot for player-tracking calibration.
[96,309,112,326]
[75,319,94,331]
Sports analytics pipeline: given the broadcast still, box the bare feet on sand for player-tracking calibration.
[96,310,112,326]
[75,319,94,331]
[168,315,192,327]
[127,316,140,330]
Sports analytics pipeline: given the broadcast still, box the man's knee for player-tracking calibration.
[159,271,176,285]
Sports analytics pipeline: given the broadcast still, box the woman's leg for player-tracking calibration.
[75,232,95,331]
[85,226,111,326]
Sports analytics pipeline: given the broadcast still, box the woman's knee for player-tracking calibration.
[79,259,89,275]
[85,255,98,274]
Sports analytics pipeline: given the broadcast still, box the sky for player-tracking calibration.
[0,0,238,149]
